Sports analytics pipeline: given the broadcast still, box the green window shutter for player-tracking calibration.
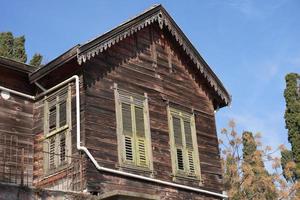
[184,120,195,173]
[188,150,195,174]
[135,107,145,137]
[137,138,147,166]
[125,136,134,161]
[122,103,133,136]
[173,116,184,171]
[121,103,134,162]
[176,148,184,170]
[173,117,183,146]
[184,121,193,148]
[135,106,148,166]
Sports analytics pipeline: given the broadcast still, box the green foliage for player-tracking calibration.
[242,131,257,165]
[281,149,297,182]
[29,53,42,67]
[284,73,300,178]
[12,36,27,63]
[0,31,42,67]
[0,32,14,59]
[242,131,277,200]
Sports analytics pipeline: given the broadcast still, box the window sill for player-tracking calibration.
[117,163,154,177]
[45,125,69,138]
[44,163,69,178]
[171,173,202,185]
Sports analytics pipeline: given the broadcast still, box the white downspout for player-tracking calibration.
[0,75,228,199]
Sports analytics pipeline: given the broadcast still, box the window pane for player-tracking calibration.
[176,148,184,170]
[49,107,56,132]
[49,137,56,169]
[59,101,67,127]
[60,133,66,163]
[125,136,133,161]
[188,150,195,173]
[135,107,145,138]
[173,117,182,146]
[184,121,193,149]
[122,103,133,136]
[137,138,147,166]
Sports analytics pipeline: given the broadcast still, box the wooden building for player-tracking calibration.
[0,5,231,200]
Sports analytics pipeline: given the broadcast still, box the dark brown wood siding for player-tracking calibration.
[84,24,223,199]
[0,70,34,185]
[32,74,87,191]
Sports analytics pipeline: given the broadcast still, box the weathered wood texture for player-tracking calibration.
[83,24,223,199]
[0,68,34,185]
[32,73,87,191]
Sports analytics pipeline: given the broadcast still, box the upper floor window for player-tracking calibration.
[167,107,201,180]
[114,87,153,170]
[43,85,72,173]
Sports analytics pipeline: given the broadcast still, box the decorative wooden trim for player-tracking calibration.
[77,5,231,105]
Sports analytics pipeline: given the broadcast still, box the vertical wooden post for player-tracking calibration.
[21,148,24,186]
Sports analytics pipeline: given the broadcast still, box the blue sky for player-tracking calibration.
[1,0,299,153]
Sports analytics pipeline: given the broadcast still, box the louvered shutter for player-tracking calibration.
[49,137,56,169]
[60,132,66,163]
[173,117,182,146]
[173,117,184,170]
[121,103,134,162]
[49,106,56,132]
[135,106,147,166]
[58,87,68,128]
[184,120,195,174]
[59,101,67,127]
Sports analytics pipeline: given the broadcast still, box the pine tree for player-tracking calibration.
[242,131,277,200]
[29,53,43,67]
[12,36,27,63]
[281,149,297,182]
[0,32,14,59]
[284,73,300,178]
[0,31,42,67]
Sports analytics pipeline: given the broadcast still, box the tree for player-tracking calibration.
[12,35,27,63]
[281,149,297,182]
[284,73,300,178]
[0,32,14,59]
[0,32,42,67]
[221,120,300,200]
[29,53,43,67]
[242,131,277,200]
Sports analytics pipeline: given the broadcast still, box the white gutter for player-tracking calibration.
[0,75,227,199]
[0,86,35,100]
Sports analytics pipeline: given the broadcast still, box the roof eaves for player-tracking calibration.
[76,5,231,105]
[29,45,80,82]
[77,4,162,63]
[0,56,34,74]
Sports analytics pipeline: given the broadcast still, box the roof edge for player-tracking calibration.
[77,5,231,106]
[0,56,35,73]
[29,45,80,82]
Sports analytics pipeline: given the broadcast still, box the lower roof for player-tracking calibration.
[0,56,34,74]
